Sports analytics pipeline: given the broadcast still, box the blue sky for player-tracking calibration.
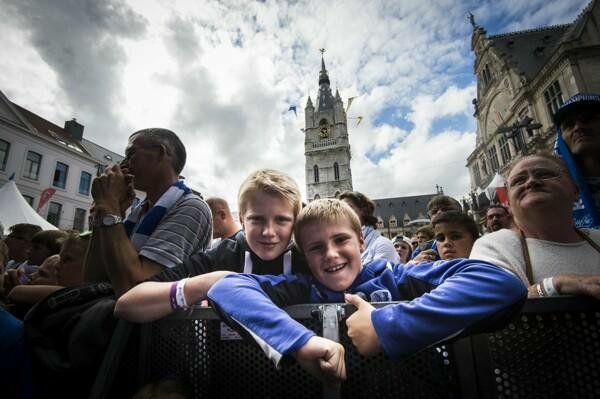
[0,0,591,209]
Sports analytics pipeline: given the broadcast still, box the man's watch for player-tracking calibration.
[95,214,123,227]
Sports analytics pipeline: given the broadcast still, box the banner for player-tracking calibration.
[37,188,56,212]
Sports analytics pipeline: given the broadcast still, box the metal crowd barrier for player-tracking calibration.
[90,296,600,399]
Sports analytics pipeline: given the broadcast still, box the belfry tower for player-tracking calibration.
[304,51,353,201]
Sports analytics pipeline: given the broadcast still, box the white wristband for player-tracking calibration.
[542,277,559,297]
[176,278,190,309]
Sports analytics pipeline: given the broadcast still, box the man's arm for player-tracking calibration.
[114,270,234,322]
[86,165,161,297]
[208,273,314,367]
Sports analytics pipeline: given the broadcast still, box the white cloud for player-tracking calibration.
[0,0,586,210]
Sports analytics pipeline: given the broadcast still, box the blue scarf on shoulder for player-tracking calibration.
[554,130,600,229]
[124,180,192,251]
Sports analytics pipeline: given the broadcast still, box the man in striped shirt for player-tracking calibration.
[87,128,212,297]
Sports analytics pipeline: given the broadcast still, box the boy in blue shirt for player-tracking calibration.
[207,199,527,384]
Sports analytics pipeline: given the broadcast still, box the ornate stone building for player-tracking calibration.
[304,54,353,200]
[466,1,600,202]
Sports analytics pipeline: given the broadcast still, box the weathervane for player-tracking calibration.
[319,48,325,56]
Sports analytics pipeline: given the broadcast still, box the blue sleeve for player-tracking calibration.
[371,259,527,361]
[208,273,315,365]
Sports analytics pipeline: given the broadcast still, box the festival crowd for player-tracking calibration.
[1,93,599,398]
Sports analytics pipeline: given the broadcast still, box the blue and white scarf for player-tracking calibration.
[124,180,192,251]
[361,225,380,264]
[554,130,600,229]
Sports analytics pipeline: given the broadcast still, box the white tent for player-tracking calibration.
[485,172,506,200]
[0,180,58,235]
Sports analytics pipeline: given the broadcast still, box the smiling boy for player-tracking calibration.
[207,199,527,383]
[114,169,310,322]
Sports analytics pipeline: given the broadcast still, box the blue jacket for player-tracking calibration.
[208,258,526,364]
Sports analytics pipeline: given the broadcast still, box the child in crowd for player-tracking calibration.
[206,199,526,384]
[431,211,480,260]
[7,232,90,309]
[114,169,310,322]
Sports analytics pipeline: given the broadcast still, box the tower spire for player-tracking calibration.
[318,48,330,86]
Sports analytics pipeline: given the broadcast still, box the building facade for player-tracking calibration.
[304,55,353,200]
[0,90,120,231]
[373,194,438,238]
[466,1,600,208]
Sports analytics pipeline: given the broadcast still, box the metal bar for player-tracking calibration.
[469,334,497,399]
[321,304,341,399]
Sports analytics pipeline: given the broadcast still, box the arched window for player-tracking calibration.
[314,194,321,200]
[313,165,319,183]
[335,191,341,198]
[333,162,339,181]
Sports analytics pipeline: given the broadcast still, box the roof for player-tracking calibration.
[81,139,124,166]
[12,102,91,157]
[372,193,438,227]
[489,25,569,81]
[485,0,597,81]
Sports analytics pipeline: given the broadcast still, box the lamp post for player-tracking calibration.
[496,117,542,156]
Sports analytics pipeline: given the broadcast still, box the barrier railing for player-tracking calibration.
[91,296,600,399]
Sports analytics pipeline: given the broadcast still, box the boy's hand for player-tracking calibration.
[345,293,383,357]
[293,336,346,387]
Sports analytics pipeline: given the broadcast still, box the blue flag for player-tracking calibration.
[288,106,297,117]
[554,130,600,229]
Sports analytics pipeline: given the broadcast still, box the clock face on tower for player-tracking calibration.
[319,125,330,138]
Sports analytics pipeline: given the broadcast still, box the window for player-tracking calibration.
[333,162,340,181]
[313,165,319,183]
[482,64,493,85]
[472,164,482,187]
[73,208,87,231]
[53,162,69,188]
[0,139,9,170]
[389,218,397,228]
[24,151,42,180]
[487,145,500,172]
[22,195,34,207]
[499,135,511,165]
[47,202,62,226]
[543,80,564,118]
[335,191,340,198]
[79,171,92,195]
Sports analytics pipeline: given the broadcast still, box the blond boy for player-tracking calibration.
[207,199,526,383]
[115,169,310,322]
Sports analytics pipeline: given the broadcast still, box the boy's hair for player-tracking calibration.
[415,225,434,240]
[338,191,378,227]
[9,223,42,241]
[31,230,68,255]
[427,195,462,214]
[294,198,361,253]
[431,211,480,241]
[62,232,91,253]
[238,169,302,220]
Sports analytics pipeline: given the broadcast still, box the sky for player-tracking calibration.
[0,0,590,210]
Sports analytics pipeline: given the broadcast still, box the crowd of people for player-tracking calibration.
[1,93,599,398]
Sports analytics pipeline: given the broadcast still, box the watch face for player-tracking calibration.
[102,215,120,226]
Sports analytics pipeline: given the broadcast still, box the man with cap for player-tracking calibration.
[554,93,600,228]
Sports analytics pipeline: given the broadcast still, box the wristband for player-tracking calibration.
[536,283,546,297]
[176,278,190,310]
[542,277,559,297]
[169,282,178,311]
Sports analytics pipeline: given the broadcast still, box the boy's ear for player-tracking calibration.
[358,234,365,253]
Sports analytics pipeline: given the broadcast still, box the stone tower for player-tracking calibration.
[304,53,353,201]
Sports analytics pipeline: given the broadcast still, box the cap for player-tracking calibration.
[553,93,600,127]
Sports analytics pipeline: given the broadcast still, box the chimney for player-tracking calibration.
[64,118,84,141]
